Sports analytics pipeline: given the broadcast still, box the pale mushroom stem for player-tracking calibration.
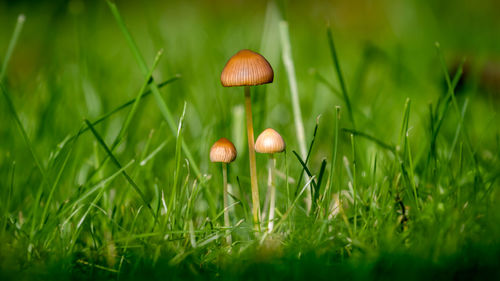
[267,155,277,233]
[244,86,261,230]
[222,163,232,245]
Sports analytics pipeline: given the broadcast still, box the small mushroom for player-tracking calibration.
[221,49,274,228]
[255,128,285,233]
[210,137,237,244]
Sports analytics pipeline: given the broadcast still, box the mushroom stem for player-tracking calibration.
[222,163,232,245]
[267,155,276,233]
[244,86,261,229]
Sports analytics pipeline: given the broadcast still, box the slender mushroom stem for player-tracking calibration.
[244,86,261,229]
[267,155,276,233]
[222,163,232,245]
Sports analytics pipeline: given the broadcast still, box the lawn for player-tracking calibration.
[1,0,499,280]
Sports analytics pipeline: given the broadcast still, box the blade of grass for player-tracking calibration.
[273,176,316,233]
[279,19,314,213]
[327,26,355,128]
[280,19,312,211]
[405,129,419,211]
[186,179,202,221]
[285,150,290,210]
[324,106,340,209]
[350,134,358,234]
[398,98,411,150]
[313,70,343,99]
[111,49,164,151]
[59,160,136,219]
[1,83,50,239]
[140,140,168,166]
[167,102,187,224]
[448,98,469,162]
[235,176,251,223]
[294,118,320,195]
[0,14,25,81]
[292,150,317,192]
[279,21,307,159]
[117,205,143,277]
[1,20,46,185]
[106,1,201,179]
[39,127,82,230]
[396,98,420,211]
[428,61,463,166]
[1,162,16,236]
[435,43,480,180]
[84,49,165,186]
[342,128,396,154]
[60,76,179,150]
[76,260,120,274]
[106,1,216,217]
[84,119,157,221]
[314,159,327,210]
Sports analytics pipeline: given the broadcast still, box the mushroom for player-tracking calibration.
[210,137,237,244]
[221,49,274,228]
[255,128,285,233]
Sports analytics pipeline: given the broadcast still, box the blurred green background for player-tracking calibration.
[1,0,499,172]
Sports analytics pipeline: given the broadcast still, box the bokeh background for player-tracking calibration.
[1,0,499,176]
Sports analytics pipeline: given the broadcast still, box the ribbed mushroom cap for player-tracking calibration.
[221,49,274,87]
[210,138,237,163]
[255,128,285,154]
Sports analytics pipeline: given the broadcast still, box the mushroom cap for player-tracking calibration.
[255,128,285,154]
[221,49,274,87]
[210,138,237,163]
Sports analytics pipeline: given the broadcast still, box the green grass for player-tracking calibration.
[1,0,500,280]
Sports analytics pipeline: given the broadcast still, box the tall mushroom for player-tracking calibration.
[255,128,285,233]
[221,49,274,228]
[210,137,237,244]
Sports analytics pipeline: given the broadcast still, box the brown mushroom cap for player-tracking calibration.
[255,128,285,154]
[221,49,274,87]
[210,138,237,163]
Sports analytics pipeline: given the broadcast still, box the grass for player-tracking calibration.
[1,0,500,280]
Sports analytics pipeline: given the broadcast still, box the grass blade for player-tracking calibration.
[448,98,469,162]
[39,128,81,230]
[106,1,217,217]
[279,21,307,159]
[435,43,480,181]
[1,162,16,236]
[84,119,157,221]
[274,176,316,233]
[343,128,396,154]
[294,119,320,193]
[279,20,313,212]
[350,134,358,234]
[64,76,180,144]
[327,26,355,128]
[106,0,202,180]
[167,102,187,223]
[60,160,136,217]
[324,106,340,208]
[0,84,48,183]
[0,14,25,81]
[313,70,343,99]
[314,159,327,209]
[111,49,164,150]
[292,150,316,189]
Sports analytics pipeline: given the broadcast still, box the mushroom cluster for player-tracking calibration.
[221,49,274,228]
[211,49,284,238]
